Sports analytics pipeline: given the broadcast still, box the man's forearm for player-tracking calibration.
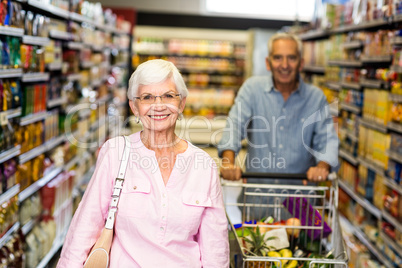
[317,161,330,171]
[221,150,236,167]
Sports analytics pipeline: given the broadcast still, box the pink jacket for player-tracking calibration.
[57,132,229,267]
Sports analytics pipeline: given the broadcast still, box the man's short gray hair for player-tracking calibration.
[268,32,303,58]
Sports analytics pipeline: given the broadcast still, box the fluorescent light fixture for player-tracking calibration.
[205,0,315,21]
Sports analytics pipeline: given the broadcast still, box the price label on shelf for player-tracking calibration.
[0,112,7,126]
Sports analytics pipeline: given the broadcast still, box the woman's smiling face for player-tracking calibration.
[129,78,186,133]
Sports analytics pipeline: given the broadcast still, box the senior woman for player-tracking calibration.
[57,59,229,267]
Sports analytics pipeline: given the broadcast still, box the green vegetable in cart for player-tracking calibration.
[242,226,277,256]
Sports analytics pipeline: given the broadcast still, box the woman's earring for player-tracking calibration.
[135,116,140,124]
[177,113,183,121]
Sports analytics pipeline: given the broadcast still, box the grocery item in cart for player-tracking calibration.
[283,197,332,240]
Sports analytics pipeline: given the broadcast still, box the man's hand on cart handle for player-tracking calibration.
[220,164,242,181]
[304,161,331,185]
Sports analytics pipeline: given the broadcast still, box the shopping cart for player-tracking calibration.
[222,173,348,268]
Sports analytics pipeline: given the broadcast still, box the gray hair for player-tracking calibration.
[268,32,303,58]
[127,59,188,100]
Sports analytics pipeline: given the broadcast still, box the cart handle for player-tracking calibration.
[241,172,337,181]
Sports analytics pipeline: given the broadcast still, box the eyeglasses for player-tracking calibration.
[134,93,181,104]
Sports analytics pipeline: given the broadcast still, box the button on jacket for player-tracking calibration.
[57,132,229,267]
[218,73,339,184]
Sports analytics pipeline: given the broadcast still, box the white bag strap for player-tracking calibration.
[105,136,130,229]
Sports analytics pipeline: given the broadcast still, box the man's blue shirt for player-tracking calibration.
[217,72,339,184]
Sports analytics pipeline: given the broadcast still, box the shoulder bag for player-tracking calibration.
[84,136,130,268]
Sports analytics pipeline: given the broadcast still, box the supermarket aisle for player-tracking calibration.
[299,2,402,266]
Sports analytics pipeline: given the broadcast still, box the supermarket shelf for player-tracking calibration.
[360,55,392,63]
[19,135,65,164]
[92,44,105,51]
[46,62,62,71]
[387,121,402,134]
[384,176,402,195]
[382,209,402,233]
[342,40,363,49]
[112,61,128,68]
[69,12,94,25]
[0,68,23,78]
[389,93,402,103]
[4,107,21,120]
[70,33,79,42]
[91,79,102,87]
[53,198,72,218]
[2,107,22,120]
[97,24,116,33]
[46,135,66,151]
[136,50,171,56]
[179,67,242,75]
[327,60,362,67]
[0,222,20,249]
[89,117,106,131]
[387,150,402,163]
[113,29,130,36]
[27,0,69,19]
[22,35,50,46]
[339,148,359,166]
[20,111,48,126]
[302,65,325,73]
[19,167,63,202]
[0,146,21,164]
[115,45,130,52]
[49,29,72,40]
[81,61,95,68]
[64,156,80,171]
[390,36,402,45]
[0,184,20,206]
[390,65,402,73]
[339,102,361,114]
[19,144,46,164]
[340,81,362,90]
[67,41,84,50]
[331,19,388,34]
[379,231,402,254]
[73,166,95,198]
[325,81,341,91]
[359,118,388,134]
[339,128,358,142]
[48,97,68,108]
[0,26,24,37]
[338,179,381,219]
[67,73,82,81]
[359,78,382,89]
[47,62,62,71]
[95,93,112,105]
[22,72,50,82]
[298,29,330,40]
[357,156,386,177]
[78,108,91,119]
[339,215,393,268]
[36,227,68,268]
[21,219,37,236]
